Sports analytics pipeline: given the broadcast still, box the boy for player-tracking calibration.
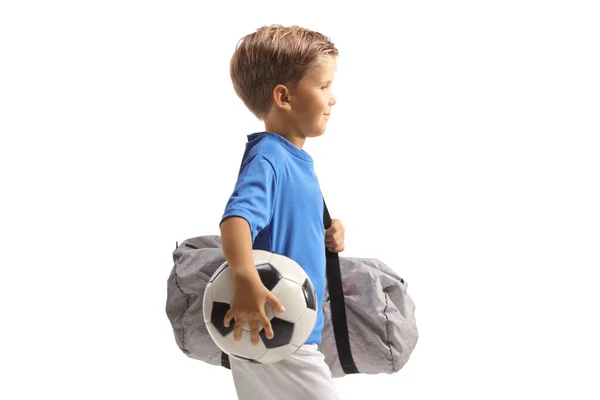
[218,24,345,399]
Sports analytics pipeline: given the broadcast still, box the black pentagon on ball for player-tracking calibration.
[302,278,317,311]
[210,302,234,336]
[259,317,294,348]
[256,263,282,291]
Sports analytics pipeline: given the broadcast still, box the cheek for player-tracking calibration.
[314,93,329,112]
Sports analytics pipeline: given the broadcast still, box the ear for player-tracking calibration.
[272,84,292,112]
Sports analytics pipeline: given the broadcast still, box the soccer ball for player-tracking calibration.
[203,250,318,364]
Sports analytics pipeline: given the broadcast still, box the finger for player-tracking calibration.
[327,232,342,243]
[248,320,259,345]
[233,319,243,341]
[267,294,286,313]
[327,237,342,246]
[260,314,274,339]
[223,308,233,328]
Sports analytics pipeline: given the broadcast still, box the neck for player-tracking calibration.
[263,122,306,150]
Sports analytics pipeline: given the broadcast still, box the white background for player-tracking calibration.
[1,1,599,399]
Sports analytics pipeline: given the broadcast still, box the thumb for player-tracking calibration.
[267,293,286,312]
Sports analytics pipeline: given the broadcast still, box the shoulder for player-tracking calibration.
[248,137,287,172]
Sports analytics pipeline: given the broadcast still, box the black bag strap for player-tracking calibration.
[220,199,359,374]
[323,199,359,374]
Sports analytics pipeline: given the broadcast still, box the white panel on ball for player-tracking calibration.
[226,330,268,360]
[268,253,307,284]
[210,266,234,304]
[202,284,214,323]
[289,309,318,347]
[252,249,272,265]
[256,343,299,364]
[270,278,307,323]
[206,322,231,354]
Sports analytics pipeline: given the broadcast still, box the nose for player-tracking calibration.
[330,94,336,107]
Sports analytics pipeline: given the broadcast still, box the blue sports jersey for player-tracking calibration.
[219,131,326,345]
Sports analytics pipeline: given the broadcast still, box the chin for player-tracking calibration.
[313,126,328,137]
[301,122,327,138]
[308,130,326,138]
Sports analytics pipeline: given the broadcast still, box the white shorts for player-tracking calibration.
[229,344,341,400]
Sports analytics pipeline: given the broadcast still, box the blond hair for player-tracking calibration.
[230,24,338,120]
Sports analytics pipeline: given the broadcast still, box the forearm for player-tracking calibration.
[219,216,260,281]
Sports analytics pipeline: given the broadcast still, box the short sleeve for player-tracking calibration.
[219,155,277,242]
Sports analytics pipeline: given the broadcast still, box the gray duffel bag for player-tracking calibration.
[165,202,418,378]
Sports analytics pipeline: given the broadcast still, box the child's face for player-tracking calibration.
[289,55,337,138]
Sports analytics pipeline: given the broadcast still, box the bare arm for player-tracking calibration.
[219,216,285,345]
[219,216,260,281]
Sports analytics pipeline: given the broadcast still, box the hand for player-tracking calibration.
[223,273,286,346]
[325,218,345,253]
